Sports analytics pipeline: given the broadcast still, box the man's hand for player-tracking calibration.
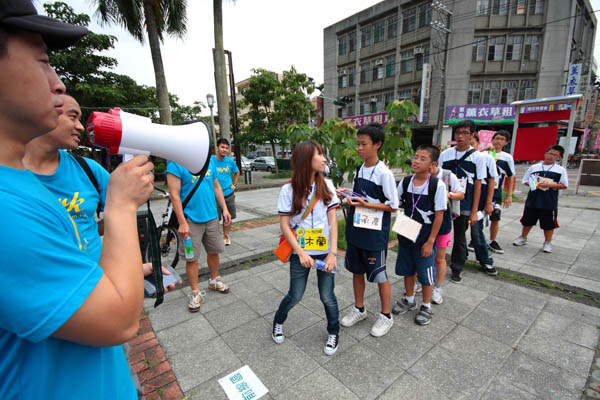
[347,197,368,207]
[105,155,154,212]
[142,263,182,292]
[298,251,314,268]
[230,184,236,191]
[222,209,232,226]
[470,211,478,226]
[178,221,191,240]
[324,252,338,273]
[537,181,552,189]
[484,202,493,216]
[421,240,434,258]
[503,194,512,208]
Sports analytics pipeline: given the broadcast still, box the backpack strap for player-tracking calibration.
[401,175,412,206]
[428,175,439,206]
[73,154,102,217]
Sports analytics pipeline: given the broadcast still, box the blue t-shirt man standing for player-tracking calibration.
[211,138,240,246]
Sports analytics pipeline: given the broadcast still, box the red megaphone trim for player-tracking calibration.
[86,110,123,154]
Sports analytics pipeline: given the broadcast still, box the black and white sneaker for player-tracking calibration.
[488,240,504,254]
[324,334,339,356]
[467,242,475,252]
[272,322,284,344]
[481,263,498,276]
[415,305,433,326]
[450,271,463,283]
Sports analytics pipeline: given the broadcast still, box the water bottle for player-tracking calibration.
[184,236,194,260]
[315,259,336,274]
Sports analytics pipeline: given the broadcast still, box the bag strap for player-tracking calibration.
[457,148,476,166]
[73,154,102,217]
[428,175,439,205]
[300,190,318,222]
[182,174,203,211]
[401,175,411,205]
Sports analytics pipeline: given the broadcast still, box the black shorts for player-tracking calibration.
[344,243,388,283]
[520,207,558,230]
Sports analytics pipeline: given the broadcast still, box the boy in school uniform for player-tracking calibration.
[469,132,498,276]
[438,120,487,283]
[486,131,516,254]
[338,123,399,337]
[392,145,446,325]
[513,145,568,253]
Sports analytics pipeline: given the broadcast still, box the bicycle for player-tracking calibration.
[143,186,180,269]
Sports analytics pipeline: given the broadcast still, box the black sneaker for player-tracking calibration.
[481,263,498,276]
[467,242,475,252]
[415,305,433,325]
[392,297,417,315]
[450,271,463,283]
[324,334,339,356]
[488,240,504,254]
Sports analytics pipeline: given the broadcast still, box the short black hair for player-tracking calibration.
[357,123,385,146]
[416,144,440,162]
[546,144,565,158]
[453,120,476,135]
[493,130,511,141]
[217,138,230,147]
[0,27,15,59]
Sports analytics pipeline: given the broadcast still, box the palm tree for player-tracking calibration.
[213,0,230,143]
[92,0,187,125]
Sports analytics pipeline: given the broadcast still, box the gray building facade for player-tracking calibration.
[323,0,596,143]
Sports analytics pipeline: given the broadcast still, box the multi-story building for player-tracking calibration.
[323,0,596,144]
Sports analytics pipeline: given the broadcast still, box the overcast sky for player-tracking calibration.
[52,0,600,114]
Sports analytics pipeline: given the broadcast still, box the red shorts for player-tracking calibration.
[436,232,452,248]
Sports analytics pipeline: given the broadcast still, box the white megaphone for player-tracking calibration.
[86,108,213,176]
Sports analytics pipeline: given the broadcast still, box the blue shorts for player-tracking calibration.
[394,245,437,286]
[344,243,388,283]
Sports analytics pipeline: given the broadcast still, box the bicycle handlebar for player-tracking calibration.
[153,186,170,197]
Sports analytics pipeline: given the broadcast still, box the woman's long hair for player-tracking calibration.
[290,140,332,216]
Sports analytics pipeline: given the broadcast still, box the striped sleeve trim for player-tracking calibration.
[278,210,291,216]
[327,203,340,210]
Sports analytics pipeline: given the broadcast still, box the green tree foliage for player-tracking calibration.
[241,66,318,172]
[287,99,418,187]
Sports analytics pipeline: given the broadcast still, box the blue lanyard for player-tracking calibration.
[359,161,379,196]
[410,175,431,218]
[541,163,554,177]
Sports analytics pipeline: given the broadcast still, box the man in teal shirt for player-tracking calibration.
[211,138,239,246]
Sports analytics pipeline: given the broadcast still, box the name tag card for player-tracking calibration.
[392,213,422,242]
[353,207,383,231]
[295,228,328,251]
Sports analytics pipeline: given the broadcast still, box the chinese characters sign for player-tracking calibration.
[342,113,388,128]
[219,365,268,400]
[446,104,515,123]
[565,64,582,96]
[477,130,495,150]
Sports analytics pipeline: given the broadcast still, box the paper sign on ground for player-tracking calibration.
[219,365,268,400]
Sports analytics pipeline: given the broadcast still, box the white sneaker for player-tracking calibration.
[323,334,339,356]
[542,241,552,253]
[370,313,393,337]
[340,307,367,327]
[513,236,527,246]
[432,286,443,305]
[272,323,284,344]
[188,290,205,313]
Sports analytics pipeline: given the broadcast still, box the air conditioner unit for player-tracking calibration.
[369,96,378,103]
[375,59,384,66]
[413,47,424,55]
[339,69,348,75]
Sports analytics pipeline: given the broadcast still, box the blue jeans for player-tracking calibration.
[470,219,494,265]
[274,254,339,335]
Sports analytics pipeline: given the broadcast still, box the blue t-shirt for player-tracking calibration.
[0,166,136,399]
[211,155,238,197]
[32,151,109,262]
[166,160,218,223]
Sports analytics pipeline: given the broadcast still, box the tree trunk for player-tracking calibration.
[144,0,172,125]
[270,139,279,173]
[213,0,231,142]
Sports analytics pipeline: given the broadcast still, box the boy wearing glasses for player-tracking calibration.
[513,145,568,253]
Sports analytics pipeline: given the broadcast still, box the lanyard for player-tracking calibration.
[410,174,431,218]
[488,149,498,161]
[541,163,554,177]
[359,161,379,196]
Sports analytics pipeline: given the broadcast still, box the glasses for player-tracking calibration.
[454,131,471,136]
[545,152,561,157]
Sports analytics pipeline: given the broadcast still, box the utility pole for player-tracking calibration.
[431,1,452,146]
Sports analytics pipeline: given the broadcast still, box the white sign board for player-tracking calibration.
[566,63,582,96]
[219,365,269,400]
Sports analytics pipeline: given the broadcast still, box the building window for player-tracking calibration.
[515,0,526,15]
[529,0,544,14]
[384,92,394,109]
[488,36,505,61]
[483,81,500,104]
[472,37,487,62]
[388,15,398,39]
[373,60,384,80]
[348,31,356,53]
[373,21,385,44]
[506,35,523,60]
[398,89,411,101]
[348,66,355,87]
[418,4,432,28]
[369,95,383,113]
[402,9,416,33]
[338,36,347,56]
[338,73,347,89]
[476,0,490,15]
[491,0,508,15]
[519,80,535,99]
[360,97,369,114]
[361,25,371,47]
[524,35,540,60]
[360,62,370,84]
[400,50,414,74]
[501,80,518,103]
[385,55,396,77]
[468,82,483,104]
[416,44,430,70]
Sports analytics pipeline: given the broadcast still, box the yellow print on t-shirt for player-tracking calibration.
[216,166,230,174]
[59,192,85,213]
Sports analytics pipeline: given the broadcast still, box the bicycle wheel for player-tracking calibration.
[146,224,180,269]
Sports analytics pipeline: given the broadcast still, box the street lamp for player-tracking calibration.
[206,93,217,152]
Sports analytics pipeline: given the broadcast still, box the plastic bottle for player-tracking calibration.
[184,236,194,260]
[314,259,336,274]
